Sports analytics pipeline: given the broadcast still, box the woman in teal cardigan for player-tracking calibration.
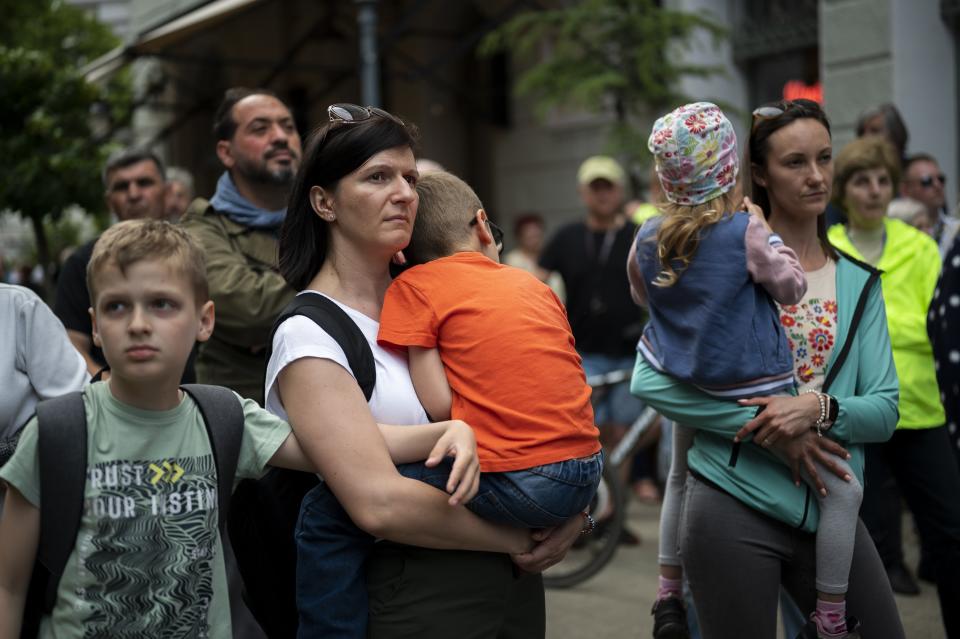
[631,100,903,639]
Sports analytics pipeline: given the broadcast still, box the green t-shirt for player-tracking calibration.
[0,381,291,638]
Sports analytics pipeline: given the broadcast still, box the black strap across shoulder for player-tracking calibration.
[821,269,881,393]
[181,384,245,532]
[233,292,376,638]
[267,292,376,401]
[35,391,87,614]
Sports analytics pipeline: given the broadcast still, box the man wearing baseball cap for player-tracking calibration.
[539,156,649,540]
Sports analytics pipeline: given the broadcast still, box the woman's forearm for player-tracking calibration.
[630,356,755,435]
[280,358,523,555]
[359,475,530,554]
[0,592,25,639]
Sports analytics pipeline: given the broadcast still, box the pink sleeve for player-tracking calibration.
[627,235,649,307]
[744,215,807,304]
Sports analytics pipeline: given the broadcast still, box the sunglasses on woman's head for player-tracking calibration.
[327,103,405,128]
[469,217,504,253]
[751,99,821,129]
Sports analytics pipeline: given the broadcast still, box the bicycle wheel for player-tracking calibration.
[542,457,626,589]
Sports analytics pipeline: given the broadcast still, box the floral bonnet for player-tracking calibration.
[647,101,739,206]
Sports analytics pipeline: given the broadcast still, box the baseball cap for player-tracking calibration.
[577,156,626,187]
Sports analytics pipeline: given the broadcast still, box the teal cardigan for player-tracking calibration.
[630,253,899,533]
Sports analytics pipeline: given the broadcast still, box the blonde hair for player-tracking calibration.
[653,190,741,287]
[831,136,901,212]
[87,219,208,304]
[407,171,483,265]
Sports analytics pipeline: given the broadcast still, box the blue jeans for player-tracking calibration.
[294,454,602,638]
[580,352,644,426]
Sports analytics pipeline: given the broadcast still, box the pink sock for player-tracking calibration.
[813,599,847,638]
[656,575,683,601]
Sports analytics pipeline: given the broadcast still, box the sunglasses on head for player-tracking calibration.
[327,103,406,128]
[915,173,947,188]
[469,217,504,253]
[751,99,821,130]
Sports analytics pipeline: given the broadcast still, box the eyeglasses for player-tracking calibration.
[469,217,504,253]
[913,173,947,189]
[327,103,405,128]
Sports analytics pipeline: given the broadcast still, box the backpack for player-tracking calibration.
[15,384,244,639]
[228,292,376,639]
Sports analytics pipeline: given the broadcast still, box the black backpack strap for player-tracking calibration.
[35,391,88,613]
[266,292,376,401]
[181,384,245,532]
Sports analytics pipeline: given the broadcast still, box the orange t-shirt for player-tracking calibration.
[378,252,599,472]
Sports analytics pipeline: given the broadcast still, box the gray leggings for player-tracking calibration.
[659,425,863,594]
[678,475,905,639]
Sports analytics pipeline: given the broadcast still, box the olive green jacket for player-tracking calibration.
[180,198,296,404]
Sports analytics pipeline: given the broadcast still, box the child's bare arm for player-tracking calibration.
[268,422,480,505]
[0,485,40,638]
[407,346,453,421]
[744,213,807,304]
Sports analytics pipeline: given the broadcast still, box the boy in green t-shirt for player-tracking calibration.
[0,220,478,638]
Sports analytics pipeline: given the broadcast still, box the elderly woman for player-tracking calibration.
[828,135,960,638]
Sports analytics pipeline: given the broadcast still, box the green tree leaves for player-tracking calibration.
[0,0,130,274]
[481,0,726,168]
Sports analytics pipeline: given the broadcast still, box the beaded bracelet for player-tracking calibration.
[579,511,596,536]
[802,389,827,436]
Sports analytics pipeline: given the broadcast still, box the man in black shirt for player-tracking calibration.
[54,148,169,374]
[540,156,649,521]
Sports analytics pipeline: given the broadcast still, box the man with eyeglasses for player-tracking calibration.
[54,147,169,375]
[181,87,300,406]
[901,153,959,256]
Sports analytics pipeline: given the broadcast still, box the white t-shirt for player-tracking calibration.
[265,291,429,426]
[0,284,87,439]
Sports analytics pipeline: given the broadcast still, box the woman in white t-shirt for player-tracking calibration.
[268,104,585,639]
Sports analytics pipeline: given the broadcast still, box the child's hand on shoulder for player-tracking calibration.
[425,419,480,506]
[743,197,772,232]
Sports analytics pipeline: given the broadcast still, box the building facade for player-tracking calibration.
[80,0,959,239]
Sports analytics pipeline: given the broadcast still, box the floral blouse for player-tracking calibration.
[778,259,838,392]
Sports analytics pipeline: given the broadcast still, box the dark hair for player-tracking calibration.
[903,152,939,174]
[513,212,544,236]
[745,98,837,260]
[832,136,901,212]
[279,114,419,290]
[855,103,908,159]
[406,172,482,265]
[213,87,283,142]
[102,147,165,188]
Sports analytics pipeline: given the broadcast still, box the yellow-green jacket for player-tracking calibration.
[180,198,296,404]
[829,217,944,429]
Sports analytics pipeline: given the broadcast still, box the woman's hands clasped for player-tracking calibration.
[511,514,584,573]
[734,394,852,495]
[734,393,822,447]
[425,419,481,506]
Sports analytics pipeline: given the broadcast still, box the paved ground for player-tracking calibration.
[545,498,943,639]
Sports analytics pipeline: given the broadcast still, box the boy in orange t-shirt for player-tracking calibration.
[378,171,601,528]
